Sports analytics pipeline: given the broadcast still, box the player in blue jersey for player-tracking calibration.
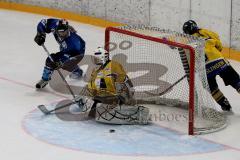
[34,18,85,89]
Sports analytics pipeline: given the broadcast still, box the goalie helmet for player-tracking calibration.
[183,20,199,35]
[94,47,109,65]
[56,19,69,38]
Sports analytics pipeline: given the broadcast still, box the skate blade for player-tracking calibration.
[223,110,234,115]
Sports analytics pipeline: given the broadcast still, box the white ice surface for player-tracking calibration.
[0,9,240,160]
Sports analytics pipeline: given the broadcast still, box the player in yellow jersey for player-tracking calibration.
[183,20,240,112]
[86,47,149,124]
[88,47,134,103]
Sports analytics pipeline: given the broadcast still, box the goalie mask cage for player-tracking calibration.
[105,25,227,135]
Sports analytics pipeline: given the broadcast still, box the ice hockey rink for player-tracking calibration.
[1,9,240,160]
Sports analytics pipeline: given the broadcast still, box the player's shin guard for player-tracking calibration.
[212,89,232,111]
[42,66,53,81]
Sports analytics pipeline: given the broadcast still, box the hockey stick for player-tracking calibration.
[42,44,76,99]
[38,97,84,115]
[144,74,187,96]
[38,91,117,115]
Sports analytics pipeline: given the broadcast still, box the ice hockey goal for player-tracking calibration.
[105,25,227,135]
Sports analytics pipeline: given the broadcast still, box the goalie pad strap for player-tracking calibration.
[95,104,149,125]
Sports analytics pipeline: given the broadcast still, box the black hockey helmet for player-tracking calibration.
[182,20,199,35]
[56,19,69,32]
[56,19,69,38]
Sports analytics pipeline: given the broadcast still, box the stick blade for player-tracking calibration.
[38,105,51,115]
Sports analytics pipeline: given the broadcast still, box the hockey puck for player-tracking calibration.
[109,129,115,133]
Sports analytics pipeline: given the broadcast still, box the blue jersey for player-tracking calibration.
[37,18,85,56]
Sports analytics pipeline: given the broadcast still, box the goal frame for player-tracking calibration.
[105,26,196,135]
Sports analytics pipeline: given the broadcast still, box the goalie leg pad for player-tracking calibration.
[95,104,150,125]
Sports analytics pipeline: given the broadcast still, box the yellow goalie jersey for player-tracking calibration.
[193,29,224,62]
[87,60,128,97]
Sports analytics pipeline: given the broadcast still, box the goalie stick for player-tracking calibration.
[37,86,93,115]
[144,47,195,97]
[144,74,187,96]
[38,97,84,115]
[38,95,119,115]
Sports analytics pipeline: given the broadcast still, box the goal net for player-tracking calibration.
[105,25,227,135]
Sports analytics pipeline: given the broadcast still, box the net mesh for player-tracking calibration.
[106,25,227,135]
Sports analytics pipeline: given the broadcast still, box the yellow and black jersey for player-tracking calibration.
[193,29,224,62]
[88,60,128,97]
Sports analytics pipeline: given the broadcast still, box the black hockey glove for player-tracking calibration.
[34,32,46,46]
[51,60,63,70]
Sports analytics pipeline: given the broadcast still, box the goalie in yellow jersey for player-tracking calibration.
[183,20,240,112]
[86,47,149,124]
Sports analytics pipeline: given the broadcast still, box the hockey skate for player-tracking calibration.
[219,98,233,114]
[221,105,232,111]
[219,98,231,111]
[221,105,233,114]
[222,106,234,115]
[36,79,48,89]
